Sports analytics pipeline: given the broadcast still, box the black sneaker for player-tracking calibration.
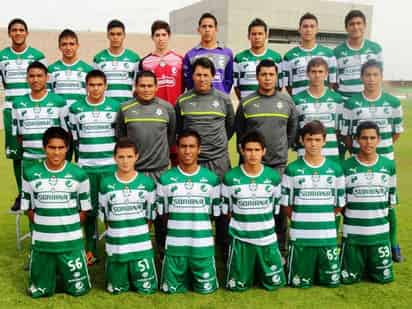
[10,193,22,212]
[392,246,405,263]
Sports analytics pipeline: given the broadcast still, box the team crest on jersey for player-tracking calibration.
[369,105,377,114]
[311,172,320,186]
[212,100,220,108]
[122,186,132,201]
[155,108,163,116]
[92,110,100,119]
[365,170,374,183]
[249,181,257,192]
[49,176,58,190]
[276,101,283,109]
[184,179,194,190]
[33,106,41,118]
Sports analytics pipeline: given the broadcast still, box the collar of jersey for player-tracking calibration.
[240,164,264,178]
[177,165,201,176]
[354,154,379,167]
[302,157,325,169]
[43,160,67,173]
[115,171,138,184]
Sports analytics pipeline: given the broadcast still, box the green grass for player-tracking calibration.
[1,101,412,308]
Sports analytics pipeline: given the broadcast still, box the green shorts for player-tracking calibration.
[287,244,340,288]
[106,257,157,294]
[85,166,115,215]
[340,241,394,284]
[226,238,285,291]
[28,249,91,298]
[160,255,218,294]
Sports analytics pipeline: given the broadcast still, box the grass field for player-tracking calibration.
[1,101,411,308]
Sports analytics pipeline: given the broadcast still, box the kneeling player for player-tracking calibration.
[282,121,345,288]
[222,131,286,291]
[99,138,157,294]
[341,121,396,284]
[157,130,220,294]
[22,127,91,298]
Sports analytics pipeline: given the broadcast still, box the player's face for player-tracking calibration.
[87,77,106,101]
[45,138,68,169]
[107,27,125,49]
[302,133,325,157]
[136,76,157,102]
[9,23,28,47]
[241,142,266,167]
[115,147,138,174]
[59,36,79,60]
[177,136,200,166]
[27,68,47,92]
[152,29,170,51]
[346,17,366,40]
[299,19,318,43]
[308,65,328,87]
[362,66,382,93]
[356,128,380,156]
[249,26,267,50]
[257,66,277,92]
[198,18,217,43]
[193,66,213,93]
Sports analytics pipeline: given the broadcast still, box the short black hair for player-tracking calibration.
[240,131,266,150]
[107,19,125,32]
[42,127,70,147]
[299,12,318,27]
[300,120,326,139]
[114,137,138,154]
[58,29,78,44]
[86,69,107,84]
[136,70,157,85]
[248,18,267,35]
[307,57,329,73]
[198,12,218,27]
[355,121,380,138]
[361,59,383,76]
[151,20,171,37]
[256,59,278,75]
[177,129,201,146]
[345,10,366,27]
[8,18,28,33]
[192,57,216,76]
[27,61,48,75]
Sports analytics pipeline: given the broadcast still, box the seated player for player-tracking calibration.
[157,130,220,294]
[341,121,396,284]
[281,121,345,288]
[99,137,157,294]
[222,131,286,291]
[22,127,91,298]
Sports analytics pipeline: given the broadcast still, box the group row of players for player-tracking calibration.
[0,10,403,297]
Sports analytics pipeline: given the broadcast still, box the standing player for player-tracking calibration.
[283,13,337,96]
[234,18,283,100]
[334,10,382,98]
[22,127,91,298]
[222,131,286,291]
[183,12,233,94]
[139,20,184,165]
[0,18,47,211]
[99,137,157,294]
[93,20,140,103]
[49,29,93,107]
[281,121,345,288]
[115,70,176,257]
[157,130,220,294]
[69,69,120,264]
[293,57,343,161]
[341,59,403,261]
[341,121,396,284]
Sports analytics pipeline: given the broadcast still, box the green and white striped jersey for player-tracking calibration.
[93,48,140,103]
[293,89,344,160]
[342,155,397,245]
[99,172,156,262]
[341,92,403,160]
[334,40,382,97]
[283,44,337,95]
[0,46,46,157]
[68,97,120,169]
[157,166,220,258]
[222,165,281,246]
[281,158,345,247]
[234,48,283,99]
[48,59,93,106]
[12,92,68,159]
[21,161,91,253]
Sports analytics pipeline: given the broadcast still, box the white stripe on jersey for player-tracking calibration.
[343,223,389,236]
[35,214,79,225]
[166,236,214,248]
